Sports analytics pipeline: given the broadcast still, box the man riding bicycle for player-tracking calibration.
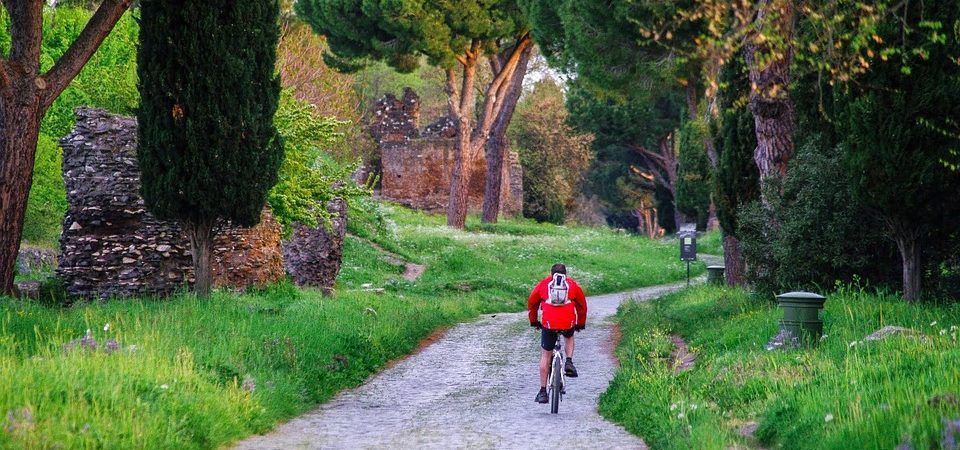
[528,263,587,404]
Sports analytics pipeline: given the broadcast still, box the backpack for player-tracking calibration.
[547,273,570,305]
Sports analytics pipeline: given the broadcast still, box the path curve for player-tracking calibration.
[234,279,702,450]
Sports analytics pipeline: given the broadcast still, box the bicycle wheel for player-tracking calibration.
[550,356,562,414]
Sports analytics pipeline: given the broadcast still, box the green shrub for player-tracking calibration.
[738,140,898,295]
[269,91,368,235]
[22,135,68,247]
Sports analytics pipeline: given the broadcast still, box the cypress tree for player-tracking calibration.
[714,56,760,286]
[137,0,284,296]
[675,119,711,229]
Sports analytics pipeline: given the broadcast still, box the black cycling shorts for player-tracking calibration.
[541,328,575,350]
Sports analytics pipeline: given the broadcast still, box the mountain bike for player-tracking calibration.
[547,338,565,414]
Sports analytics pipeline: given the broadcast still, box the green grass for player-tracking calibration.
[600,284,960,449]
[695,230,722,256]
[1,204,693,449]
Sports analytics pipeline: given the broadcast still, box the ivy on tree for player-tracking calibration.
[137,0,284,296]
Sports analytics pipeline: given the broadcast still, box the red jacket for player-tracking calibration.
[527,275,587,330]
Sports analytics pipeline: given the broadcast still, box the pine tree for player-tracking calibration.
[137,0,284,296]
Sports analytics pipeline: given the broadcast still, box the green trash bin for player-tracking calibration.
[776,291,826,345]
[706,266,725,285]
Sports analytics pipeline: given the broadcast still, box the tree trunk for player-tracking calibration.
[447,118,473,228]
[744,0,796,199]
[481,44,531,224]
[445,57,478,229]
[0,0,132,293]
[722,233,747,287]
[186,219,217,297]
[893,228,922,302]
[0,92,42,295]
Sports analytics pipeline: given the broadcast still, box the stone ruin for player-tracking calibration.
[58,108,285,298]
[370,88,523,214]
[283,198,347,295]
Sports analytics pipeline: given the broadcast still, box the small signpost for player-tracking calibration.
[679,230,697,286]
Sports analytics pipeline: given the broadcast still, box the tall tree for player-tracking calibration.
[0,0,132,295]
[137,0,284,296]
[297,0,531,228]
[523,0,720,228]
[744,0,796,198]
[509,78,593,224]
[481,43,531,223]
[565,80,684,232]
[714,56,759,286]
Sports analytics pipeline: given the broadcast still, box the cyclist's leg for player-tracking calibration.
[562,329,575,359]
[562,329,579,377]
[540,329,559,387]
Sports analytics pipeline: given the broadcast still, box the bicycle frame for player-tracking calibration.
[547,339,565,413]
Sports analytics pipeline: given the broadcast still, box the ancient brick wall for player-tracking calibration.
[371,90,522,214]
[58,108,284,298]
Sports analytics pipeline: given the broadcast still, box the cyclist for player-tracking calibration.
[528,263,587,404]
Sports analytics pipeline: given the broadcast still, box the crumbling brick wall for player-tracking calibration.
[371,89,522,214]
[58,108,284,298]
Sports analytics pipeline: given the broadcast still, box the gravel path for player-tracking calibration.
[234,273,712,450]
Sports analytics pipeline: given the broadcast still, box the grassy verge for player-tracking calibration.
[600,285,960,449]
[1,205,695,449]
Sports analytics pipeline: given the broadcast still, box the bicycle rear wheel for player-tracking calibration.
[550,356,562,414]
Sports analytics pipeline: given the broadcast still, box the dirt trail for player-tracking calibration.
[348,234,426,282]
[232,275,712,450]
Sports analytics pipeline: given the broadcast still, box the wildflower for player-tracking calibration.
[931,321,938,327]
[825,413,834,422]
[242,376,256,393]
[690,403,698,410]
[942,417,960,450]
[820,334,829,341]
[677,412,685,419]
[79,329,98,351]
[670,403,678,411]
[848,341,859,348]
[105,340,120,353]
[103,323,111,332]
[159,384,169,390]
[941,330,948,336]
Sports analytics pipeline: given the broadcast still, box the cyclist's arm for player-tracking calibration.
[571,284,587,327]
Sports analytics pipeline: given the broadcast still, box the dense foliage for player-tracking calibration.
[712,57,758,238]
[269,91,369,233]
[509,79,593,224]
[675,119,710,229]
[137,0,283,228]
[738,142,897,295]
[565,82,683,231]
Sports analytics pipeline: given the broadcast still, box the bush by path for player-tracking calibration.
[600,285,960,449]
[1,205,695,449]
